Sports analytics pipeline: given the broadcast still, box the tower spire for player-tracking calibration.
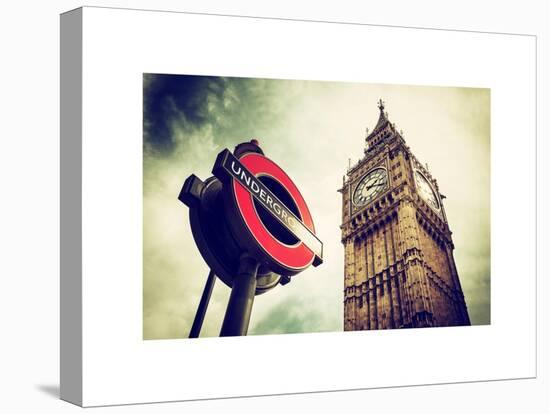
[366,98,390,141]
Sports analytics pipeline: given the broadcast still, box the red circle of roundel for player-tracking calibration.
[232,152,316,270]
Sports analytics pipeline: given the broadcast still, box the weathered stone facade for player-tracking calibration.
[340,100,470,330]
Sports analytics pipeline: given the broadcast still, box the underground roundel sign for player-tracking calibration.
[213,148,323,276]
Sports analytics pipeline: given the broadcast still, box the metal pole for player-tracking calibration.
[219,255,259,337]
[188,270,216,338]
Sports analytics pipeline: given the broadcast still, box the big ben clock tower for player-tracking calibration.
[339,100,470,330]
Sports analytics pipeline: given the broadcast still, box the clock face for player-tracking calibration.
[352,168,388,207]
[414,170,440,211]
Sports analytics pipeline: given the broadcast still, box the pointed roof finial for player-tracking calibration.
[367,99,391,139]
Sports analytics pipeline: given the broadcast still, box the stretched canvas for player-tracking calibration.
[60,6,536,407]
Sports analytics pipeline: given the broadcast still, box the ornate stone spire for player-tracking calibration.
[366,99,391,144]
[373,99,388,130]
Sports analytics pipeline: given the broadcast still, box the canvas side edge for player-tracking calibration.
[60,7,83,407]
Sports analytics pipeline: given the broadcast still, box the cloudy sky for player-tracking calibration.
[143,74,490,339]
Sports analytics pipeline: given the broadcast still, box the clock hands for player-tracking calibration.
[355,169,389,206]
[365,180,386,191]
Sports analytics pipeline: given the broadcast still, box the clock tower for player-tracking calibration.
[339,100,470,330]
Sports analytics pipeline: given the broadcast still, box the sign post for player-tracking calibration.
[219,254,259,336]
[188,270,216,338]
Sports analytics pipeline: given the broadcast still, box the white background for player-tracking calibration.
[0,0,547,413]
